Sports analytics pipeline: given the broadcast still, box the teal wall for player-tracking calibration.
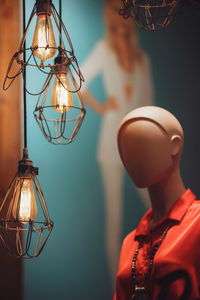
[24,1,200,299]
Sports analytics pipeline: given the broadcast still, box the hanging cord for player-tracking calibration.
[59,0,62,46]
[23,0,27,148]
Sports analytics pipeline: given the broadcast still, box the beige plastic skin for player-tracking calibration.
[117,106,186,227]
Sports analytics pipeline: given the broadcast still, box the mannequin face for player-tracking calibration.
[118,120,175,188]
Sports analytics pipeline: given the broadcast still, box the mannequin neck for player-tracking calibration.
[148,167,186,228]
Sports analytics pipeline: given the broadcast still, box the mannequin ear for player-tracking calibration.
[171,135,182,156]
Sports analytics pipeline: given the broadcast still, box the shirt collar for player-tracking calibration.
[135,189,196,237]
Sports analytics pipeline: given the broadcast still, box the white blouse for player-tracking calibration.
[81,39,154,165]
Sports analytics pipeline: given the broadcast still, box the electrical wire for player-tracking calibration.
[23,0,27,148]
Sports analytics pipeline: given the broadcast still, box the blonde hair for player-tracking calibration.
[104,0,143,70]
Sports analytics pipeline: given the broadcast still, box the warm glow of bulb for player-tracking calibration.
[51,74,74,113]
[32,14,57,61]
[13,179,38,223]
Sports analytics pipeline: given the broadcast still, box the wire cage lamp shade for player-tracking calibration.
[0,148,53,258]
[119,0,179,31]
[34,51,86,145]
[3,0,84,96]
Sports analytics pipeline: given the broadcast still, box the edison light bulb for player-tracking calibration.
[51,73,74,113]
[13,179,38,223]
[32,14,56,61]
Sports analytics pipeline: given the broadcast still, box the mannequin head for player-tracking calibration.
[118,106,184,188]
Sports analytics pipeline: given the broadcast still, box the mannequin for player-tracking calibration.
[113,106,200,300]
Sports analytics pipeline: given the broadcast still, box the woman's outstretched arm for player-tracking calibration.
[82,90,117,115]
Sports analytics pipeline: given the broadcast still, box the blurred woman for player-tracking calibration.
[81,0,154,286]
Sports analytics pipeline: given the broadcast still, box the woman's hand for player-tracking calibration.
[82,90,118,115]
[104,96,118,113]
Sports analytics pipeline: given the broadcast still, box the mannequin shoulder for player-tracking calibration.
[185,200,200,223]
[190,199,200,211]
[121,229,137,249]
[188,199,200,211]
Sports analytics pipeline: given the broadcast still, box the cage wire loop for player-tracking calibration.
[119,0,134,19]
[34,73,86,145]
[119,0,179,31]
[119,0,200,31]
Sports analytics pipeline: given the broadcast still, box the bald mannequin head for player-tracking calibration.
[118,106,184,188]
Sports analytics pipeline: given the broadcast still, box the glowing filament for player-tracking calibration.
[13,179,38,223]
[32,15,57,61]
[51,74,73,113]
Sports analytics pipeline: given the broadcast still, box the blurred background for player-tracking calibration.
[0,1,200,299]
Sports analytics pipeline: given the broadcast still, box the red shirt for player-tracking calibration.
[113,189,200,300]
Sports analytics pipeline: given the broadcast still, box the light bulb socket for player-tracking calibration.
[53,53,70,74]
[18,148,39,176]
[36,0,52,16]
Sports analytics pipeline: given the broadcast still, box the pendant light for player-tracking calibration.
[119,0,179,31]
[0,148,53,258]
[3,0,84,97]
[32,0,57,62]
[119,0,200,31]
[0,0,53,258]
[33,1,86,145]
